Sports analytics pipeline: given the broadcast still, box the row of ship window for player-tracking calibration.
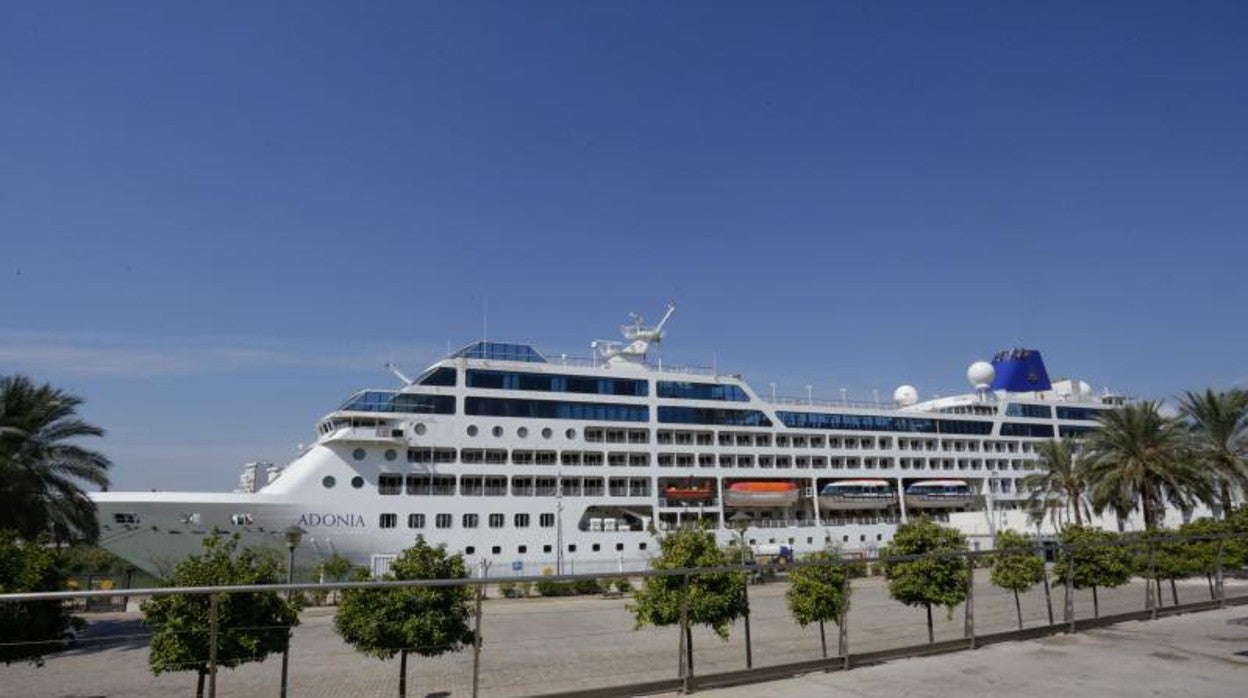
[408,426,1050,452]
[351,443,1041,467]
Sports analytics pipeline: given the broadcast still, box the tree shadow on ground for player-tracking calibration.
[59,618,152,656]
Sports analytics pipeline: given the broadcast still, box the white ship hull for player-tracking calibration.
[93,311,1194,577]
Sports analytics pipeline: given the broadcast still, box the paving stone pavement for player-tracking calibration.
[2,575,1244,697]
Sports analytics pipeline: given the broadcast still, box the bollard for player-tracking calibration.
[964,556,975,649]
[472,583,484,698]
[208,594,219,698]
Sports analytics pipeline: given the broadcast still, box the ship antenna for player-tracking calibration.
[386,362,414,386]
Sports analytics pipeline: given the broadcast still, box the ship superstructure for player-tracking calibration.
[93,306,1134,576]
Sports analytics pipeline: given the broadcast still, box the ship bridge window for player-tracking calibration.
[340,390,456,415]
[1059,425,1096,438]
[113,512,140,525]
[1005,403,1053,419]
[466,397,648,423]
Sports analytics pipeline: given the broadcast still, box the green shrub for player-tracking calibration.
[535,578,576,597]
[572,578,603,595]
[614,578,633,594]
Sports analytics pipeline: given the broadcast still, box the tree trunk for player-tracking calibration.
[1155,579,1163,607]
[925,604,934,644]
[1014,590,1023,629]
[1092,586,1099,618]
[196,669,206,698]
[819,620,827,659]
[1072,495,1083,527]
[1207,573,1215,600]
[1220,484,1234,522]
[399,648,407,698]
[1170,578,1178,606]
[685,626,694,676]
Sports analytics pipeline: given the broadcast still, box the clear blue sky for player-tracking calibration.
[2,2,1246,491]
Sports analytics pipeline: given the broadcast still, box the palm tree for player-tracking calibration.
[1081,401,1211,531]
[1024,438,1090,527]
[1178,388,1248,519]
[0,375,112,542]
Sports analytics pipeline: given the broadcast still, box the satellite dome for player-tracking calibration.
[894,385,918,406]
[967,361,995,389]
[1078,381,1093,396]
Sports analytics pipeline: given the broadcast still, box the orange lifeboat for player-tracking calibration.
[663,482,715,502]
[723,481,800,508]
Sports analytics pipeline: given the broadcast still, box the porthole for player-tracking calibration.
[414,423,427,435]
[351,476,365,489]
[384,449,397,461]
[466,546,476,555]
[542,428,552,439]
[491,545,501,554]
[467,425,479,437]
[352,448,366,461]
[322,476,336,489]
[565,428,577,439]
[517,427,528,438]
[492,426,503,437]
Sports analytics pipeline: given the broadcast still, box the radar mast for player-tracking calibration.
[592,302,676,367]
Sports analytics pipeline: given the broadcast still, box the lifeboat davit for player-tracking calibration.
[723,481,800,508]
[903,479,976,509]
[817,479,897,511]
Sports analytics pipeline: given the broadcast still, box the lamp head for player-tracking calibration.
[283,525,306,549]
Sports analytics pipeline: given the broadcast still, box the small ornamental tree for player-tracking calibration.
[1141,529,1195,607]
[142,534,300,698]
[989,530,1046,629]
[1179,518,1248,600]
[334,538,475,698]
[785,550,852,658]
[629,528,746,675]
[1052,525,1131,617]
[0,532,82,667]
[879,518,968,644]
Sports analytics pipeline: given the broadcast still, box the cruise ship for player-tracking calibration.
[93,306,1133,577]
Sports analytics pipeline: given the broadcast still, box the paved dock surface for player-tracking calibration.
[2,576,1245,696]
[698,606,1248,697]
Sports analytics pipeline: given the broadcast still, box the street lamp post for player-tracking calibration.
[280,525,305,698]
[729,512,753,669]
